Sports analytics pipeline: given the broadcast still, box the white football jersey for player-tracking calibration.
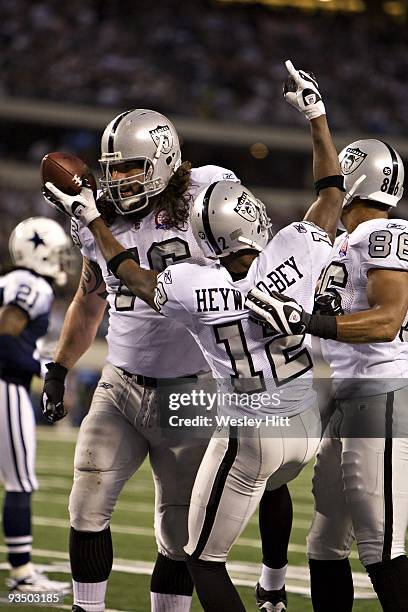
[71,165,239,378]
[155,222,332,417]
[320,218,408,394]
[0,269,53,322]
[0,269,54,381]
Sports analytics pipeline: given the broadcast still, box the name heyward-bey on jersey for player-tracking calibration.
[43,60,346,612]
[44,176,332,596]
[246,139,408,612]
[47,178,333,609]
[156,181,332,418]
[42,107,244,612]
[246,139,408,391]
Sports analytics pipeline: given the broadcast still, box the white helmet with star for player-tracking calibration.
[9,217,74,286]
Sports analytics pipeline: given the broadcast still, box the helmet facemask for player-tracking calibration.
[99,109,182,215]
[99,155,162,214]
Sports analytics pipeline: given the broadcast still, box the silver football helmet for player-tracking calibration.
[9,217,74,286]
[191,181,272,258]
[340,139,404,208]
[99,109,182,215]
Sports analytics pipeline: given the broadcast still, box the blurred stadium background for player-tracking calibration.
[0,0,406,609]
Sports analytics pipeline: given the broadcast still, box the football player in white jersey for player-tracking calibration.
[41,108,241,612]
[0,217,72,595]
[246,140,408,612]
[44,61,345,611]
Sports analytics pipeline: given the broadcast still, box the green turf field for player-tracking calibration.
[0,426,381,611]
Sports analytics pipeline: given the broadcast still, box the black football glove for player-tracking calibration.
[313,292,343,316]
[245,288,311,336]
[41,362,68,423]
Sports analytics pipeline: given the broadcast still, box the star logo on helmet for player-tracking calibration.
[29,231,45,249]
[149,125,173,154]
[340,147,367,175]
[234,192,257,223]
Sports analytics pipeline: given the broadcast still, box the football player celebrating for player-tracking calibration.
[44,60,344,611]
[0,218,72,595]
[42,108,241,612]
[246,141,408,612]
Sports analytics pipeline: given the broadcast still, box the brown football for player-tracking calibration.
[41,152,98,198]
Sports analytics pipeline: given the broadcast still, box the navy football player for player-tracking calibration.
[44,61,344,612]
[0,217,72,594]
[246,140,408,612]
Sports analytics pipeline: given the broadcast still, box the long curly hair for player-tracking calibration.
[96,194,117,226]
[96,161,193,229]
[152,161,192,229]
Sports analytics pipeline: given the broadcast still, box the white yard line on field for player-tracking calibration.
[37,427,79,443]
[33,493,314,529]
[33,493,155,515]
[0,515,360,559]
[37,477,154,495]
[31,516,156,537]
[0,556,375,599]
[36,462,152,484]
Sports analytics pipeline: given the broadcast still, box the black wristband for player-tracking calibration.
[314,175,345,195]
[306,314,338,340]
[45,362,68,381]
[107,251,137,278]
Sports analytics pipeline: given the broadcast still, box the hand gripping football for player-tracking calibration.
[41,151,97,199]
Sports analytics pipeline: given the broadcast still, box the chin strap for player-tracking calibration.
[342,174,367,208]
[237,236,264,251]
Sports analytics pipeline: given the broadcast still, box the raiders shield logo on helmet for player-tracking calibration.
[340,147,367,175]
[234,192,257,222]
[149,125,173,154]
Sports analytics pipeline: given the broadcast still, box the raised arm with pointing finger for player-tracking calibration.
[43,59,347,612]
[44,59,344,291]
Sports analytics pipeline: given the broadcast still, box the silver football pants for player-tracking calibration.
[307,388,408,566]
[185,404,321,561]
[69,363,210,560]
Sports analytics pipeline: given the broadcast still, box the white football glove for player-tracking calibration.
[283,59,325,121]
[35,336,58,378]
[45,182,100,226]
[245,287,310,336]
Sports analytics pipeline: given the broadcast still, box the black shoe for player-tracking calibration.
[72,607,86,611]
[255,582,287,611]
